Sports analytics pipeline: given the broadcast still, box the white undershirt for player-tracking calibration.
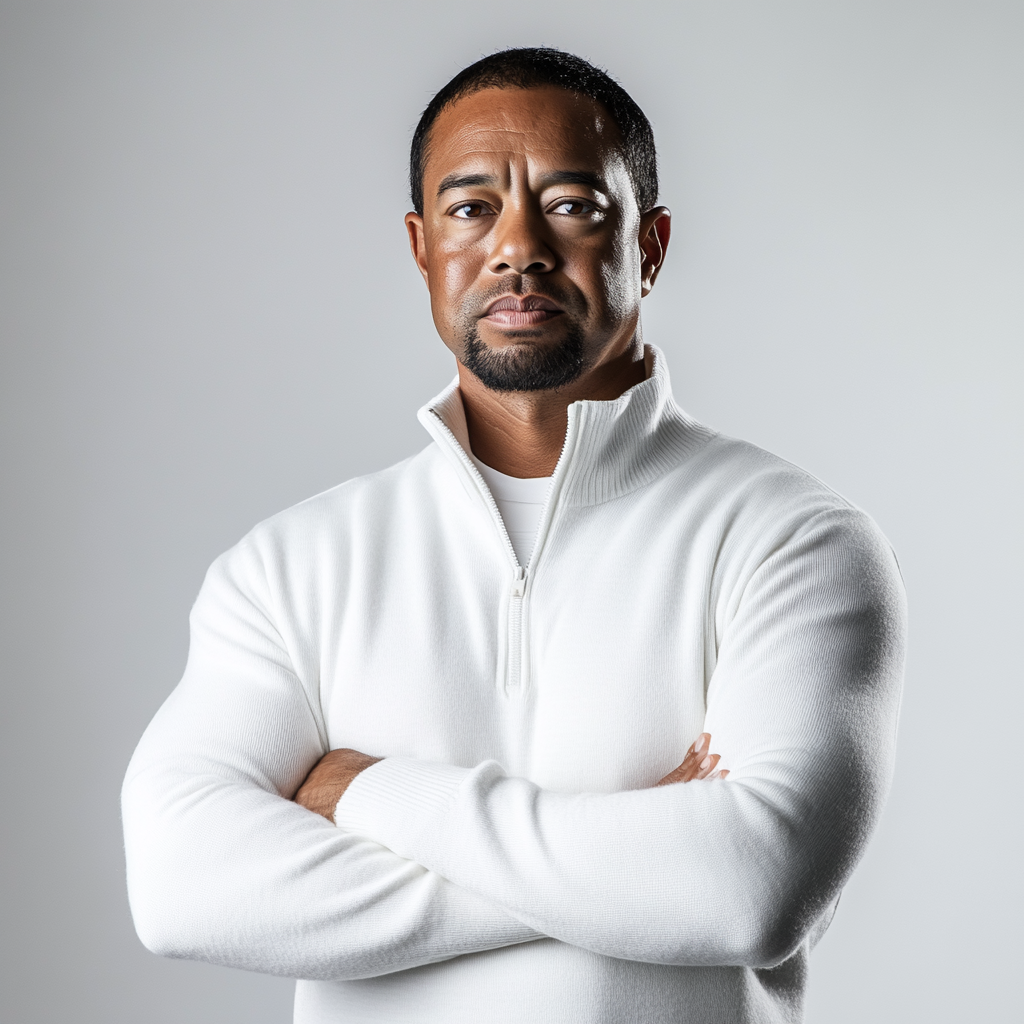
[469,455,553,566]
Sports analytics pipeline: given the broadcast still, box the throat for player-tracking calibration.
[460,381,568,478]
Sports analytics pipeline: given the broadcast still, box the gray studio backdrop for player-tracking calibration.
[2,2,1021,1022]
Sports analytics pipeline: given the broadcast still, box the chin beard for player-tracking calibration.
[461,325,586,393]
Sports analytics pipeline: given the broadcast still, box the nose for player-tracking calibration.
[486,204,556,276]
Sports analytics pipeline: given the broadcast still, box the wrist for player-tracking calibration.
[337,752,382,801]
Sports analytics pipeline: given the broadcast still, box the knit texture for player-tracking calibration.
[122,346,906,1023]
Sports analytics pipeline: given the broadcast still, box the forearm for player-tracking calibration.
[334,758,825,967]
[122,758,541,980]
[122,544,543,981]
[334,509,907,968]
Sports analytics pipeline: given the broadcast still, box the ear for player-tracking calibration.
[638,207,671,297]
[405,212,430,287]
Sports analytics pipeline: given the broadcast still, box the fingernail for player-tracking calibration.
[700,756,711,770]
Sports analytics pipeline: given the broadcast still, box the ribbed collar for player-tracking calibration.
[417,345,714,508]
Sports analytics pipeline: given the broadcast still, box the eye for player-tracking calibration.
[451,202,489,219]
[550,200,595,216]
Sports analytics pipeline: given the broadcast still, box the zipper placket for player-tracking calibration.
[427,408,582,694]
[506,565,527,693]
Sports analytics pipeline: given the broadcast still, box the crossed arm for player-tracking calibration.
[122,509,905,980]
[293,734,728,821]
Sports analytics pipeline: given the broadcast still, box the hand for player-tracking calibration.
[654,733,729,786]
[294,747,382,820]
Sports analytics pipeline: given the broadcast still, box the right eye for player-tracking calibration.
[451,203,488,219]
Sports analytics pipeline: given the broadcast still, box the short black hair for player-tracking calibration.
[409,47,658,216]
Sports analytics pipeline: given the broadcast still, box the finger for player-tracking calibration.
[679,747,707,780]
[679,734,708,770]
[696,753,720,779]
[657,769,686,786]
[657,761,694,786]
[708,768,730,780]
[662,758,711,787]
[681,734,703,762]
[659,734,714,786]
[682,734,713,774]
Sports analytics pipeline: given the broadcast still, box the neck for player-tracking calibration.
[458,338,647,477]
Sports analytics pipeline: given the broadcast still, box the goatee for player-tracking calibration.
[461,324,586,393]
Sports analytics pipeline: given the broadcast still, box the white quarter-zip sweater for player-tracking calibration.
[122,346,906,1024]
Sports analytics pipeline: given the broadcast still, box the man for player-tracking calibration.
[122,48,906,1024]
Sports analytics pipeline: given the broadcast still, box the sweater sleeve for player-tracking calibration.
[121,540,541,982]
[333,508,907,969]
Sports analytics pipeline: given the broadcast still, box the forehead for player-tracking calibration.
[424,86,626,187]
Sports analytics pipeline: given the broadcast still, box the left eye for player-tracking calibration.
[551,201,592,216]
[452,203,486,219]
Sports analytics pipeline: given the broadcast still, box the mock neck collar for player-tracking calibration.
[417,345,714,507]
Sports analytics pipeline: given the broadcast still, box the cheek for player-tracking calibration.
[596,234,642,323]
[428,243,478,329]
[441,253,474,303]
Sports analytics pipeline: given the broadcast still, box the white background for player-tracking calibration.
[1,2,1021,1021]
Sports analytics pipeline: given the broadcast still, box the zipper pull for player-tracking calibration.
[511,566,526,597]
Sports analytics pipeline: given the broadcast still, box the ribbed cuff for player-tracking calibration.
[333,757,472,862]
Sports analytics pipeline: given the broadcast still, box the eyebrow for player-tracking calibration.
[435,169,610,198]
[436,173,497,197]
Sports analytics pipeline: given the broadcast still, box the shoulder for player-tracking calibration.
[688,431,853,512]
[675,429,876,537]
[201,444,444,596]
[660,426,901,589]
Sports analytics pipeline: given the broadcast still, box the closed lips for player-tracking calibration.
[484,295,563,325]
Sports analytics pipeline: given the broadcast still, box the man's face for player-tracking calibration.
[406,86,665,392]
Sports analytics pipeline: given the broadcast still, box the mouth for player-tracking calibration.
[481,294,564,328]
